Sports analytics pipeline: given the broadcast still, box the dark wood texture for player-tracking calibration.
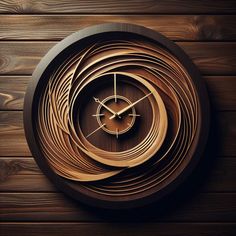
[0,76,27,110]
[0,42,236,75]
[0,0,236,14]
[1,157,236,192]
[1,15,236,41]
[0,223,235,236]
[1,193,236,222]
[0,0,236,235]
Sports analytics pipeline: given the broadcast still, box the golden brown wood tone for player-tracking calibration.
[0,15,236,41]
[0,0,235,13]
[27,31,202,191]
[0,0,236,234]
[0,42,236,75]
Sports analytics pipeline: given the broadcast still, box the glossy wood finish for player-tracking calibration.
[0,0,236,235]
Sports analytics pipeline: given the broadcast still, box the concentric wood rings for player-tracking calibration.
[24,23,210,209]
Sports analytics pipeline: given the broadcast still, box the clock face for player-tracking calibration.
[79,73,154,150]
[76,72,167,163]
[24,23,210,209]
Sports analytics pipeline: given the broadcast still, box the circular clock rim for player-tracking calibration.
[24,23,210,209]
[95,94,137,136]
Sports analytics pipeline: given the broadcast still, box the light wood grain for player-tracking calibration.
[0,42,236,75]
[0,157,235,193]
[0,192,235,222]
[1,223,236,236]
[1,76,236,111]
[0,0,235,13]
[0,15,236,41]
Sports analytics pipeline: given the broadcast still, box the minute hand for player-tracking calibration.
[93,97,118,117]
[109,92,152,120]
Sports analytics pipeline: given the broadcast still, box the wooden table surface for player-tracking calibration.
[0,1,236,235]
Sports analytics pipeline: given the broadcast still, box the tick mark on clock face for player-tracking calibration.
[94,94,137,136]
[78,72,155,152]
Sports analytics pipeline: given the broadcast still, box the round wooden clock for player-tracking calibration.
[24,23,210,209]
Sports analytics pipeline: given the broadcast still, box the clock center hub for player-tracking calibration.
[96,95,137,137]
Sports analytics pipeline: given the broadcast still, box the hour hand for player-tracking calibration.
[93,97,119,117]
[109,92,152,120]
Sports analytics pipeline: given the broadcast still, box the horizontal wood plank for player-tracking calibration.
[205,76,236,111]
[0,76,28,110]
[0,0,236,14]
[0,15,236,41]
[0,158,56,192]
[217,112,236,156]
[0,111,30,156]
[0,42,235,75]
[0,192,235,222]
[0,223,236,236]
[1,111,235,157]
[178,43,236,75]
[1,76,236,111]
[0,157,235,193]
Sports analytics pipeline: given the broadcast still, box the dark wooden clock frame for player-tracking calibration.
[23,23,210,209]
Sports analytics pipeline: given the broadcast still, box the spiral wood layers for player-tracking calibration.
[35,35,199,201]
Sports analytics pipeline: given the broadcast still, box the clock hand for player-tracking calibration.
[129,114,140,117]
[116,128,119,139]
[109,92,152,120]
[114,73,117,103]
[86,123,106,138]
[92,113,104,117]
[93,97,119,117]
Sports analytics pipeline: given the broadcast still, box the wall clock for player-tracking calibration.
[24,23,210,209]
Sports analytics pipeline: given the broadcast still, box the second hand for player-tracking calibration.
[86,123,106,138]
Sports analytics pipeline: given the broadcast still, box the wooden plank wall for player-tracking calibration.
[0,1,236,235]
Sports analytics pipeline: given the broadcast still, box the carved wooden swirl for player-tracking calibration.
[24,24,210,208]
